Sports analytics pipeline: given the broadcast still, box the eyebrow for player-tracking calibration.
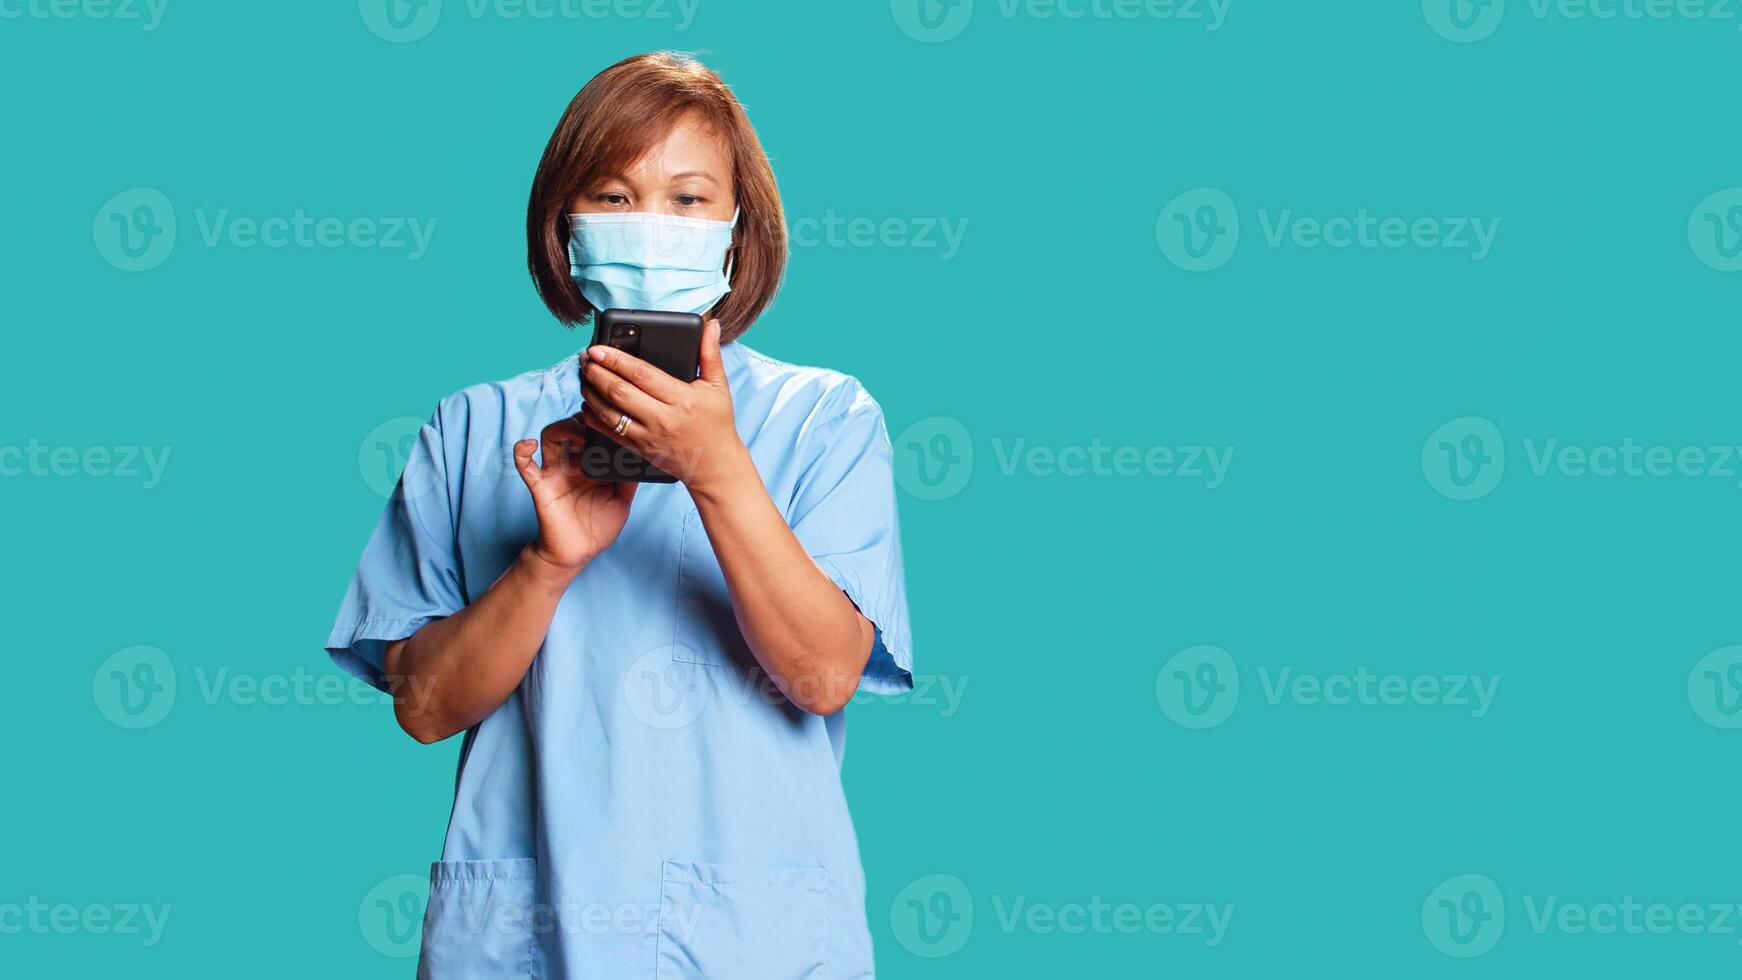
[592,170,722,189]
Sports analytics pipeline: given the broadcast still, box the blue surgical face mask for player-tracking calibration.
[567,209,738,315]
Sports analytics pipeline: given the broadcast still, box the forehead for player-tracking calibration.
[616,111,732,182]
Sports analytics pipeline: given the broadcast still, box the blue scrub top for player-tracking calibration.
[326,342,913,979]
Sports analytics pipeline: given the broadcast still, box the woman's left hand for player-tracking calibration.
[580,318,747,492]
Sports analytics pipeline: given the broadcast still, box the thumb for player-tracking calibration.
[698,319,726,384]
[512,438,542,493]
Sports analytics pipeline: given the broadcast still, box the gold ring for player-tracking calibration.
[613,413,632,437]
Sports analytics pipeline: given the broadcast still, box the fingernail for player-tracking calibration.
[589,346,609,362]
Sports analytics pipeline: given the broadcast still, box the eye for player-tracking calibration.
[595,193,630,207]
[675,194,705,209]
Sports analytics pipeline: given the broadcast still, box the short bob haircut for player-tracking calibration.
[527,52,786,342]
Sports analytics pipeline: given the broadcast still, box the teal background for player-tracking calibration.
[4,0,1741,975]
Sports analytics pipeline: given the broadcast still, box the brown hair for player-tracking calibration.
[526,52,786,341]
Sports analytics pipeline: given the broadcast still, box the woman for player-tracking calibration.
[326,52,912,979]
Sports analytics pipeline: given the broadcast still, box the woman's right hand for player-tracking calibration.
[513,415,636,577]
[391,415,630,743]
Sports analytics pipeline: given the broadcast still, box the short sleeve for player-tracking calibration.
[788,386,914,695]
[324,411,466,693]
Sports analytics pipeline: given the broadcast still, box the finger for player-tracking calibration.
[540,414,588,447]
[578,400,613,433]
[697,319,726,385]
[582,360,666,429]
[580,402,672,469]
[586,344,688,403]
[578,387,630,441]
[539,415,589,475]
[580,401,646,449]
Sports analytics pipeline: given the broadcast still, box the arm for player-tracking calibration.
[383,547,578,743]
[579,321,875,715]
[384,415,636,743]
[687,449,876,715]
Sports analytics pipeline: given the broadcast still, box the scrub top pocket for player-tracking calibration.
[672,508,757,670]
[655,860,829,980]
[419,858,537,980]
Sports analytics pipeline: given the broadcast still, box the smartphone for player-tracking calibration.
[580,309,704,483]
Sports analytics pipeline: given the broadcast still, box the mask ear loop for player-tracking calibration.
[723,206,742,283]
[562,212,581,280]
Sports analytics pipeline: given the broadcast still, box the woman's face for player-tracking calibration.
[571,112,736,222]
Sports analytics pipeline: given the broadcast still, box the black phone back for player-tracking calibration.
[581,309,704,483]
